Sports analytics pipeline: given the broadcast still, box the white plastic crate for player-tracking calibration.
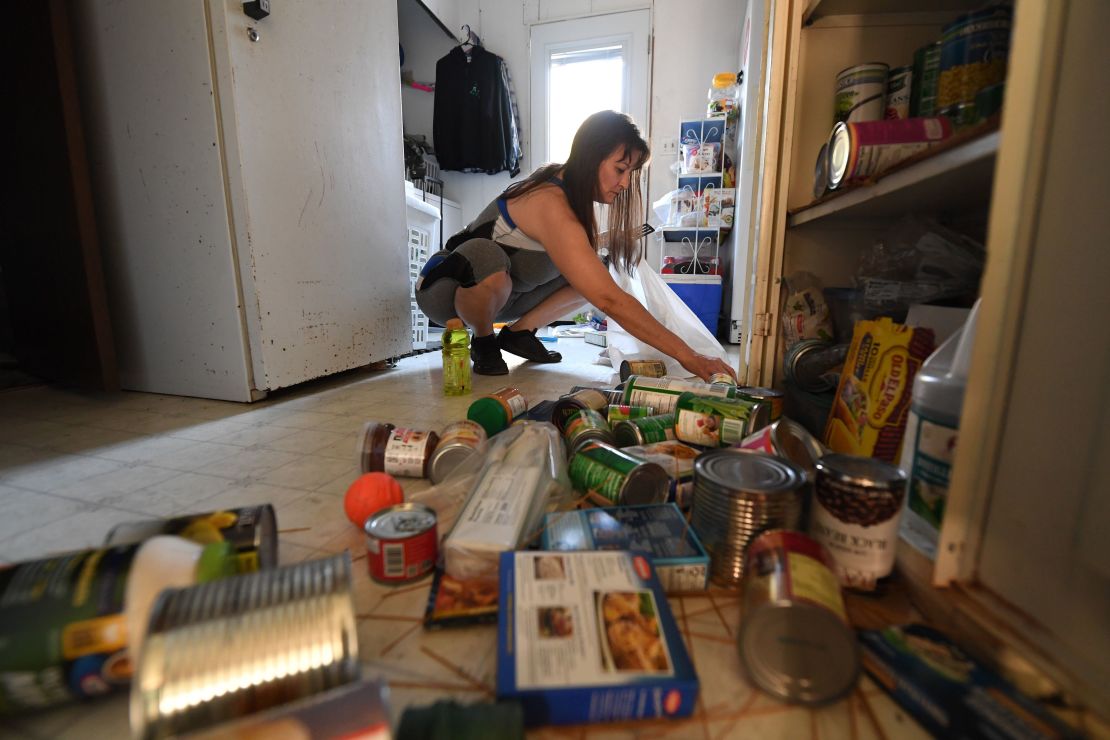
[405,182,440,351]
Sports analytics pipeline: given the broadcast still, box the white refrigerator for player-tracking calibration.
[72,0,412,402]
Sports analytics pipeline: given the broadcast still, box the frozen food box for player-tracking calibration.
[859,624,1080,739]
[540,504,709,591]
[497,550,699,726]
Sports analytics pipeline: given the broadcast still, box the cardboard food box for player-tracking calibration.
[823,317,935,463]
[541,504,708,591]
[859,624,1080,739]
[497,551,699,726]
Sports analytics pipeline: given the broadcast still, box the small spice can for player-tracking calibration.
[568,441,669,506]
[619,359,669,381]
[739,530,859,705]
[563,408,615,455]
[364,503,438,584]
[606,404,654,424]
[429,420,487,483]
[613,413,676,447]
[551,388,610,433]
[358,421,439,478]
[809,453,908,591]
[735,386,784,422]
[674,392,770,448]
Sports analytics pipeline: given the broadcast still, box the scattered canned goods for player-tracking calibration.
[827,117,953,190]
[834,62,888,123]
[365,503,438,584]
[358,421,439,478]
[884,65,913,119]
[738,417,827,480]
[708,372,737,386]
[131,553,360,739]
[551,388,610,433]
[612,413,676,447]
[739,530,859,706]
[735,386,784,422]
[606,404,654,424]
[105,505,278,571]
[911,42,941,117]
[568,441,670,506]
[809,454,908,591]
[563,408,615,454]
[623,375,736,414]
[619,359,668,381]
[468,386,528,437]
[429,420,487,483]
[690,450,807,585]
[674,392,770,448]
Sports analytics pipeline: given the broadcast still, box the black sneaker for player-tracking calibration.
[498,326,562,363]
[471,333,509,375]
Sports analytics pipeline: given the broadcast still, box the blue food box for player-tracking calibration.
[540,504,709,591]
[497,551,699,727]
[859,624,1080,739]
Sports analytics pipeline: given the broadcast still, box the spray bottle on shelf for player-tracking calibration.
[898,299,980,558]
[442,318,472,396]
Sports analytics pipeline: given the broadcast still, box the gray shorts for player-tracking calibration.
[414,238,570,326]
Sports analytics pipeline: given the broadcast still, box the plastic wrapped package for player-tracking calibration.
[439,422,573,582]
[780,272,835,346]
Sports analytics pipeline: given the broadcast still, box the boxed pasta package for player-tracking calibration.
[823,317,935,462]
[497,550,698,726]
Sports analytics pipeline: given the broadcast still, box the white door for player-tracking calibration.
[210,0,412,392]
[529,10,652,167]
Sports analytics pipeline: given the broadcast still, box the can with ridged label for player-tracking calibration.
[563,408,615,454]
[364,503,438,584]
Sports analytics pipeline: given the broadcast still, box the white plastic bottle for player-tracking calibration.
[898,300,980,558]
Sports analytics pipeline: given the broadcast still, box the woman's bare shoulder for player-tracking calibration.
[510,183,575,224]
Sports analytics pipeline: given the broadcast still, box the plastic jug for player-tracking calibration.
[899,300,980,558]
[442,318,471,396]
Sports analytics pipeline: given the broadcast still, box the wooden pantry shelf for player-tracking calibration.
[787,125,1000,228]
[803,0,981,25]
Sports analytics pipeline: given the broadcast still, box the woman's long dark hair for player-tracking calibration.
[503,110,651,274]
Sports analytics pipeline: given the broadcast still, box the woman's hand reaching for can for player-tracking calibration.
[678,349,737,383]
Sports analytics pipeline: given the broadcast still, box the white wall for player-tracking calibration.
[405,0,746,240]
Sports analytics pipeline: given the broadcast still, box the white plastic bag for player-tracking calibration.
[606,256,729,378]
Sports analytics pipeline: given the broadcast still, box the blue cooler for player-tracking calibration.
[662,274,722,335]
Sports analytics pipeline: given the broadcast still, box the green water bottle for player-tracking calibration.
[442,318,472,396]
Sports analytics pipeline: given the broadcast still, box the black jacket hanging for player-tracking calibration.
[433,46,521,176]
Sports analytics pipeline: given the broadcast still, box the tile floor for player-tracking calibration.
[1,337,946,739]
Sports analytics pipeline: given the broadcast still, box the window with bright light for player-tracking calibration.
[547,45,626,163]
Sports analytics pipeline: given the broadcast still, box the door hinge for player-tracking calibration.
[648,35,653,56]
[753,312,772,337]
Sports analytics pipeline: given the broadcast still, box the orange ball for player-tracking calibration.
[343,472,404,528]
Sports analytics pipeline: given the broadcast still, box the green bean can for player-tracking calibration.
[606,404,654,424]
[563,408,614,454]
[613,413,677,447]
[622,375,735,414]
[568,442,670,505]
[674,392,770,448]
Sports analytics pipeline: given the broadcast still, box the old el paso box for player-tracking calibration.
[540,504,709,591]
[497,551,698,727]
[859,624,1080,739]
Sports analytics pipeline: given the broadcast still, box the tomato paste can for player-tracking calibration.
[827,117,953,190]
[739,530,859,705]
[736,386,784,422]
[358,421,439,478]
[612,413,676,447]
[623,375,736,414]
[429,420,487,483]
[737,417,826,480]
[105,505,278,571]
[884,65,913,119]
[675,392,770,448]
[551,388,610,433]
[563,408,615,455]
[618,359,668,381]
[568,441,669,506]
[364,503,438,584]
[809,454,908,591]
[132,553,360,739]
[834,62,888,123]
[606,404,654,424]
